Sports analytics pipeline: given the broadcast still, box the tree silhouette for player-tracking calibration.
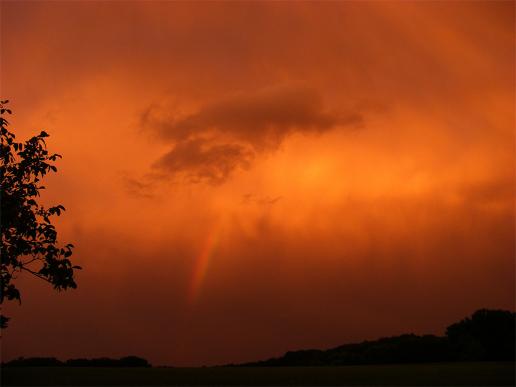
[0,100,81,328]
[239,309,515,366]
[446,309,515,361]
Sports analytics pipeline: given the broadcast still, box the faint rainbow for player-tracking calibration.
[188,225,221,305]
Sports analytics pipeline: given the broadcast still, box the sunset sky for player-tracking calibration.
[1,1,514,366]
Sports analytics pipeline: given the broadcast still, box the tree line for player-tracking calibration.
[238,309,515,366]
[3,309,514,368]
[2,356,151,368]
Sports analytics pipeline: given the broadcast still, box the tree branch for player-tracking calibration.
[19,266,52,284]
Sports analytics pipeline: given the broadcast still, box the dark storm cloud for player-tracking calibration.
[143,84,363,183]
[153,138,254,185]
[147,85,358,146]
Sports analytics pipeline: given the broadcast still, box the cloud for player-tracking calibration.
[122,176,156,199]
[142,84,363,184]
[241,193,282,206]
[147,84,358,147]
[153,138,254,185]
[460,178,514,205]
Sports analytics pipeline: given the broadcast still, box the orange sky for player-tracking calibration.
[1,1,514,366]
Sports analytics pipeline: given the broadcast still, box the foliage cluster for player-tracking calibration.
[1,101,80,328]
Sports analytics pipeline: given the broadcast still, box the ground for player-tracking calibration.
[2,362,515,386]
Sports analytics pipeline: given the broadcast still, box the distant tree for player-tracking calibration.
[0,100,81,328]
[446,309,516,361]
[240,309,515,367]
[3,356,151,368]
[65,356,151,368]
[3,357,64,367]
[118,356,152,367]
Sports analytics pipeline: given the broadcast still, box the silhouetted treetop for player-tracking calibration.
[0,100,81,328]
[446,309,515,361]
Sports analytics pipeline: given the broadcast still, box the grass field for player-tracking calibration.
[2,362,514,386]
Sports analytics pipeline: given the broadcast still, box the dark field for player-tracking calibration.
[2,362,515,386]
